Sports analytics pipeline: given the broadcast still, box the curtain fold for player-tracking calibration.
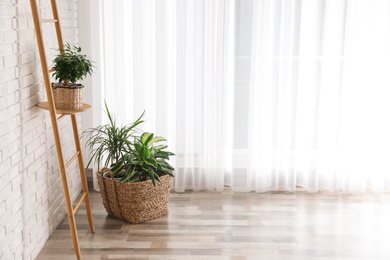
[97,0,390,193]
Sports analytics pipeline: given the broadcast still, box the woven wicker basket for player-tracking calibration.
[97,168,173,224]
[51,83,84,110]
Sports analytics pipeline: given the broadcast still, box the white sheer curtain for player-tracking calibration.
[96,0,390,193]
[248,0,390,193]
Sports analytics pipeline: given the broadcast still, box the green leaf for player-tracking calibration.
[142,147,151,159]
[134,142,142,155]
[150,169,156,187]
[144,158,157,168]
[127,111,145,131]
[141,132,153,146]
[163,168,174,177]
[156,151,169,159]
[131,160,144,165]
[158,160,174,170]
[153,145,168,151]
[129,171,142,183]
[118,165,135,183]
[111,161,124,174]
[86,157,93,169]
[148,136,166,146]
[153,170,160,182]
[150,147,157,158]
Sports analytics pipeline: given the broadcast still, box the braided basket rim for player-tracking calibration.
[96,170,173,223]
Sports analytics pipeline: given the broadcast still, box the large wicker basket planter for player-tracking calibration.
[97,168,173,224]
[51,83,84,110]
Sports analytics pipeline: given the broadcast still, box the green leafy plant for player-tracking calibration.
[83,102,144,172]
[114,132,175,186]
[52,43,94,86]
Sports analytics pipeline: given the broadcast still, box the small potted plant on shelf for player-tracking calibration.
[83,103,175,224]
[51,43,94,110]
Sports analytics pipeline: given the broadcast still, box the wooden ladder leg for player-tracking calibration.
[64,194,82,260]
[51,123,82,260]
[71,114,95,233]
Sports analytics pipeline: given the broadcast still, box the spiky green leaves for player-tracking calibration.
[83,102,145,174]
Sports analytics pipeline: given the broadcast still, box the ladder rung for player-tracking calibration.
[73,192,87,214]
[49,68,55,73]
[57,114,66,121]
[65,151,80,168]
[40,19,58,23]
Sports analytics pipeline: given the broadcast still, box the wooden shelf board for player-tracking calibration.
[37,102,92,114]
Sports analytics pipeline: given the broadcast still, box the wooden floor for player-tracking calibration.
[37,188,390,260]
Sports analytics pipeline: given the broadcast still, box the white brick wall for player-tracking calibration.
[0,0,82,259]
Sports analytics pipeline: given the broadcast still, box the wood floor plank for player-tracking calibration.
[36,188,390,260]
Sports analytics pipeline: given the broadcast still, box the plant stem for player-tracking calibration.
[64,78,70,86]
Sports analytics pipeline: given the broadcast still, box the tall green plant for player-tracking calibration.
[115,132,175,186]
[83,102,144,172]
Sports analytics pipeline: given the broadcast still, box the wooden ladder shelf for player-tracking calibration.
[29,0,95,259]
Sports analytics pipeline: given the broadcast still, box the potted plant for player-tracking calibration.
[51,43,94,110]
[84,103,175,224]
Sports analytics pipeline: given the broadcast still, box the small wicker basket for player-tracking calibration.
[97,168,173,224]
[51,83,84,110]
